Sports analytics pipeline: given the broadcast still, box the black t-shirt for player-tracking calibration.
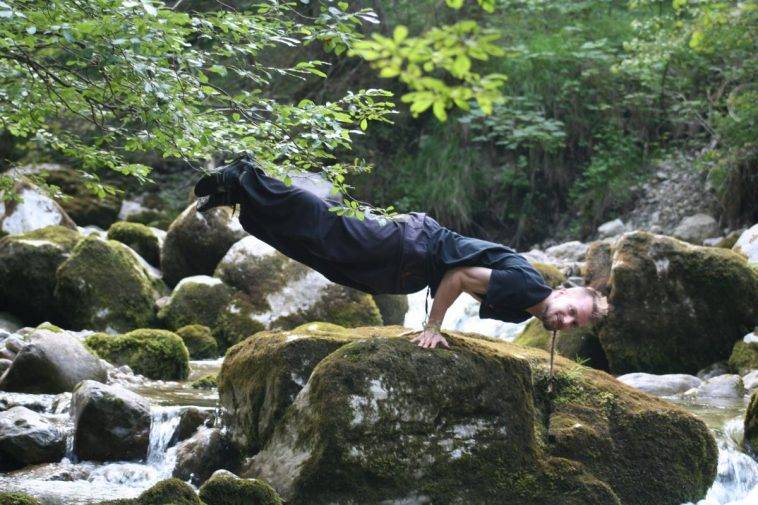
[425,227,552,323]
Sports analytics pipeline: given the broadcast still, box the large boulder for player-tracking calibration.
[0,329,107,393]
[161,204,246,287]
[107,221,163,267]
[530,262,566,288]
[42,167,122,228]
[222,326,717,505]
[85,329,189,380]
[0,406,66,471]
[672,213,720,244]
[71,380,151,461]
[514,318,608,370]
[596,232,758,374]
[616,372,702,396]
[198,470,282,505]
[545,240,588,262]
[213,293,266,350]
[728,340,758,375]
[54,236,161,333]
[733,223,758,264]
[0,180,76,235]
[120,478,202,505]
[371,294,409,326]
[176,324,218,359]
[0,226,81,324]
[157,276,233,331]
[173,427,238,485]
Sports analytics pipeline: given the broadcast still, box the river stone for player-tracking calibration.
[684,374,745,400]
[0,180,76,235]
[107,221,162,267]
[545,240,589,262]
[732,223,758,264]
[173,427,238,485]
[157,276,233,331]
[71,380,151,462]
[746,391,758,452]
[227,326,716,504]
[199,469,282,505]
[175,325,218,359]
[130,478,202,505]
[582,239,613,293]
[42,167,123,229]
[371,294,409,325]
[161,203,246,287]
[54,236,161,333]
[597,219,625,238]
[0,329,107,393]
[616,372,702,396]
[514,318,608,370]
[0,226,81,324]
[672,213,720,244]
[0,406,66,471]
[728,340,758,375]
[596,232,758,374]
[697,361,732,381]
[170,407,213,446]
[213,293,266,350]
[743,370,758,392]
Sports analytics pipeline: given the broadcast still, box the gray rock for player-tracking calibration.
[732,223,758,264]
[684,374,745,400]
[672,214,720,244]
[170,407,214,447]
[71,380,151,462]
[742,370,758,392]
[4,336,26,354]
[545,241,589,262]
[173,427,237,485]
[697,361,732,381]
[597,219,625,238]
[0,406,66,470]
[0,329,107,393]
[0,180,76,235]
[616,372,702,396]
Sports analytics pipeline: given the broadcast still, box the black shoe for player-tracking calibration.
[196,192,236,213]
[194,158,247,197]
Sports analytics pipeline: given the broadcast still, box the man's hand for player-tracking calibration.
[410,328,450,349]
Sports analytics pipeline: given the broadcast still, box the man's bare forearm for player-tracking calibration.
[427,269,463,326]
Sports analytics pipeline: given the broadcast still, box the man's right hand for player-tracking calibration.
[410,329,450,349]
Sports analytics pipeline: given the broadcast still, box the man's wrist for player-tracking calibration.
[423,319,442,333]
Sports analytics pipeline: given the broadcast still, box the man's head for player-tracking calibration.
[538,286,609,331]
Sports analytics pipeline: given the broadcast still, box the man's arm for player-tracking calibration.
[412,267,492,349]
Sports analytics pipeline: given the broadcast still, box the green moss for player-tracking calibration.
[532,262,566,288]
[729,340,758,375]
[158,277,233,331]
[272,285,382,329]
[371,294,409,325]
[135,478,201,505]
[290,322,349,334]
[213,293,266,351]
[44,168,122,228]
[583,240,612,293]
[54,236,159,332]
[0,492,42,505]
[191,373,218,389]
[107,221,161,267]
[198,472,282,505]
[176,324,219,359]
[125,209,173,230]
[514,319,609,371]
[85,329,189,380]
[745,390,758,453]
[35,322,64,333]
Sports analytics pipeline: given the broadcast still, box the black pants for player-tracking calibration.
[236,164,436,294]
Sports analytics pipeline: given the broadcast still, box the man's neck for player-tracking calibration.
[526,292,552,317]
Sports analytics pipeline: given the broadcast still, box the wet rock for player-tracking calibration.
[107,221,162,267]
[228,326,716,504]
[0,226,81,324]
[729,341,758,375]
[732,223,758,264]
[596,232,758,374]
[742,370,758,391]
[616,372,702,396]
[371,294,409,326]
[54,236,162,333]
[71,380,151,462]
[198,469,282,505]
[176,325,218,359]
[161,203,246,287]
[0,406,66,471]
[745,391,758,452]
[0,180,76,235]
[0,329,107,393]
[545,240,588,262]
[672,213,720,244]
[173,427,239,485]
[85,329,189,381]
[696,361,732,381]
[514,318,608,371]
[684,374,745,400]
[157,276,233,331]
[597,218,625,238]
[170,407,213,446]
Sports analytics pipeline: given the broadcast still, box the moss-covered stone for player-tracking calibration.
[271,284,382,330]
[107,221,161,267]
[0,225,81,324]
[85,329,189,380]
[0,179,77,235]
[158,276,233,331]
[599,231,758,374]
[176,324,218,359]
[531,262,566,288]
[35,322,63,333]
[228,326,716,505]
[43,167,122,228]
[514,318,609,370]
[125,209,173,230]
[132,478,201,505]
[728,340,758,375]
[582,240,613,294]
[161,204,246,287]
[199,471,282,505]
[191,374,218,389]
[213,293,266,351]
[0,492,42,505]
[371,294,409,325]
[745,390,758,453]
[213,236,290,302]
[54,236,160,333]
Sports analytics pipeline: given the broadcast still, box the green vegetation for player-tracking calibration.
[176,324,219,359]
[0,492,42,505]
[107,222,161,267]
[198,472,283,505]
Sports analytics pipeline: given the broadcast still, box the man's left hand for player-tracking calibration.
[410,329,450,349]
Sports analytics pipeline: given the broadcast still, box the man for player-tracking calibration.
[194,155,609,349]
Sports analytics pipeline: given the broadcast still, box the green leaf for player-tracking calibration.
[393,25,408,44]
[360,118,368,130]
[446,0,465,9]
[432,100,448,121]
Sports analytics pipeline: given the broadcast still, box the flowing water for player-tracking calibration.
[2,300,758,503]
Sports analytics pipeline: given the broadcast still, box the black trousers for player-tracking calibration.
[236,164,436,295]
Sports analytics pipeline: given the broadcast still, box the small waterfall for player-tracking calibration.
[146,405,184,477]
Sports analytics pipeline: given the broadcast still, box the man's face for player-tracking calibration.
[539,287,593,331]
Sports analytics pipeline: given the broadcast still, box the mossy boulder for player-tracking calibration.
[213,293,266,351]
[107,221,162,267]
[271,283,381,330]
[214,236,290,301]
[223,326,716,505]
[199,470,282,505]
[729,340,758,375]
[43,167,122,228]
[130,478,201,505]
[0,225,81,324]
[158,276,234,331]
[161,203,246,287]
[85,329,189,380]
[0,492,42,505]
[514,318,609,370]
[745,390,758,453]
[54,236,161,333]
[191,374,218,389]
[371,294,409,325]
[0,179,77,235]
[531,262,566,288]
[582,239,613,294]
[598,232,758,374]
[176,324,218,359]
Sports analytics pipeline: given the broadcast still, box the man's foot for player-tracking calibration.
[193,159,247,198]
[196,192,236,213]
